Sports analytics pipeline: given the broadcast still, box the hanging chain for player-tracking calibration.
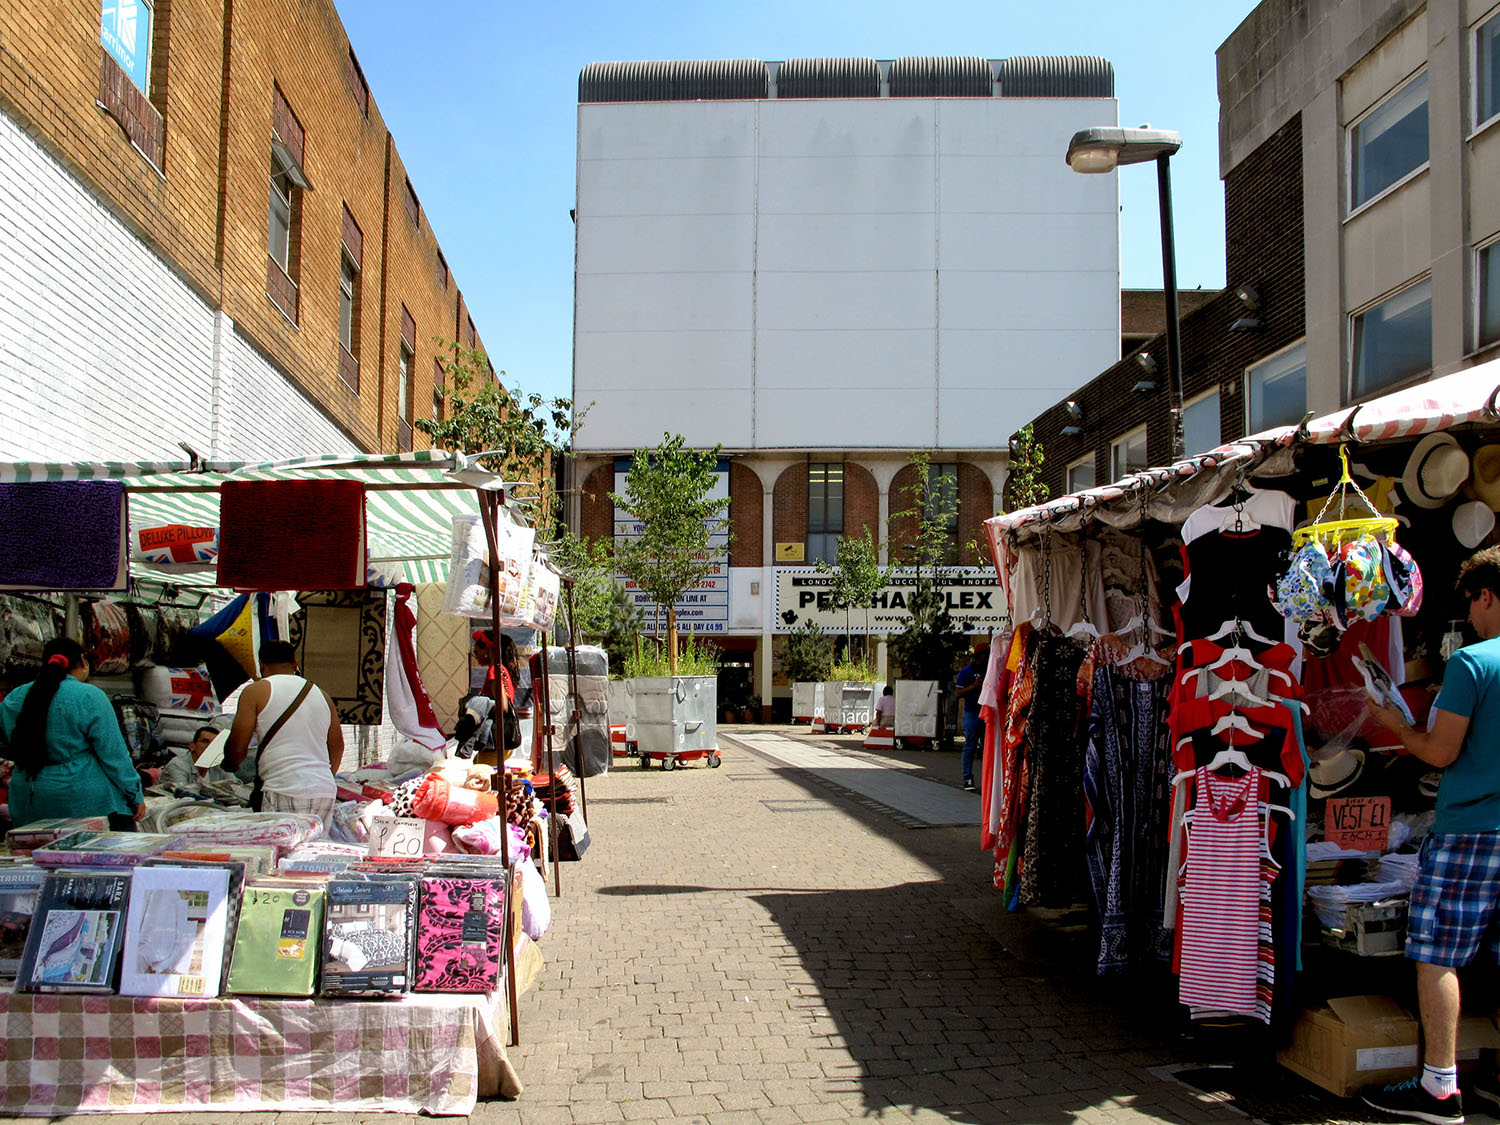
[1137,486,1152,622]
[1231,465,1248,535]
[1078,523,1092,626]
[1041,524,1054,626]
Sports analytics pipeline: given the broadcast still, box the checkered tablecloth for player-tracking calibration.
[0,984,522,1115]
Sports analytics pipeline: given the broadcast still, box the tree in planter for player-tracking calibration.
[813,527,889,664]
[779,619,834,686]
[609,434,730,676]
[547,532,643,675]
[888,453,971,747]
[416,339,578,520]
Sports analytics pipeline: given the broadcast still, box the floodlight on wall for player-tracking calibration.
[1064,400,1084,421]
[1060,425,1084,437]
[1230,316,1262,331]
[1132,380,1158,394]
[1135,352,1158,374]
[1233,283,1261,311]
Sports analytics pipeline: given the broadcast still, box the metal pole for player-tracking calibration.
[540,642,562,899]
[1156,152,1185,462]
[564,578,587,823]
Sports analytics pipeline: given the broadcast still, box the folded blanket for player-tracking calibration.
[0,481,128,591]
[217,480,367,591]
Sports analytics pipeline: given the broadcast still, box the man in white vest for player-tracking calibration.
[225,640,342,826]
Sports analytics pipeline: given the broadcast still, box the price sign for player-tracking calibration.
[367,816,426,858]
[1325,796,1392,851]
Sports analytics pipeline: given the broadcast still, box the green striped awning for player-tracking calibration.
[0,451,489,588]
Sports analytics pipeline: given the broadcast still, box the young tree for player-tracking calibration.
[546,531,645,675]
[888,454,970,747]
[1004,423,1050,512]
[416,339,577,521]
[779,619,834,685]
[814,527,889,657]
[609,434,731,676]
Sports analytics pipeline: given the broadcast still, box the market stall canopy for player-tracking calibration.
[0,451,513,587]
[985,355,1500,572]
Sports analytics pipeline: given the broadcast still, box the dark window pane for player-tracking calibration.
[1352,73,1428,208]
[1352,278,1431,397]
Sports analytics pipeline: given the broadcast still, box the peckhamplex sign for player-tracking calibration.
[773,567,1005,635]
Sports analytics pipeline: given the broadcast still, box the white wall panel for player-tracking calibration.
[576,214,755,274]
[938,328,1120,390]
[757,212,935,272]
[939,387,1059,448]
[939,211,1117,271]
[577,272,753,333]
[756,270,936,332]
[756,155,935,214]
[941,271,1118,331]
[0,109,354,463]
[942,153,1116,214]
[574,330,751,391]
[757,101,937,156]
[579,102,756,160]
[586,387,754,449]
[755,331,936,390]
[758,387,937,448]
[938,97,1117,156]
[578,157,755,216]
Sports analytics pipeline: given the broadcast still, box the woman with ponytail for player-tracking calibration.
[0,638,145,830]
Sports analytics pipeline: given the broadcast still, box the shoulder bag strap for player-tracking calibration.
[255,679,315,779]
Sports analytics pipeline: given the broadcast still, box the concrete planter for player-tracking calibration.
[791,681,823,724]
[819,681,877,732]
[626,676,718,759]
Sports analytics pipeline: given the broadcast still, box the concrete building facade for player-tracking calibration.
[570,56,1121,715]
[0,0,480,462]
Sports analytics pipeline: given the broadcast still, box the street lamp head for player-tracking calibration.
[1066,126,1183,173]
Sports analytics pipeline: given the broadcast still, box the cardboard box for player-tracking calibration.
[1278,995,1500,1098]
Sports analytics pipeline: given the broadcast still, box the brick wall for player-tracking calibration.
[728,462,762,567]
[579,462,613,543]
[771,463,808,553]
[0,0,482,461]
[1019,115,1306,495]
[888,461,991,565]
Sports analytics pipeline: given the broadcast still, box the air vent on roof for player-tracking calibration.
[997,55,1114,98]
[579,59,770,102]
[889,56,994,97]
[776,57,881,98]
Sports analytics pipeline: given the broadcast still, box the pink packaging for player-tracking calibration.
[413,874,507,992]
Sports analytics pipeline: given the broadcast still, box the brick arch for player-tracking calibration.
[887,460,991,565]
[772,464,808,550]
[579,463,613,543]
[728,462,762,567]
[843,462,879,546]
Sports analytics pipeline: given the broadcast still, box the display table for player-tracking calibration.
[0,939,541,1117]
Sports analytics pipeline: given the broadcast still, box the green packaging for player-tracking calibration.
[225,882,325,996]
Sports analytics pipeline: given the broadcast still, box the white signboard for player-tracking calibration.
[366,817,426,858]
[614,457,732,632]
[774,567,1005,635]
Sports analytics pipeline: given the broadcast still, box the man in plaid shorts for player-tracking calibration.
[1364,545,1500,1124]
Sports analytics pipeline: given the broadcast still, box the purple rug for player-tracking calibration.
[0,481,128,591]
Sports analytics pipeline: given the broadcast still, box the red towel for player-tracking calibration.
[217,480,367,591]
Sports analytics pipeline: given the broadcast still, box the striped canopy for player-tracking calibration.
[0,451,488,588]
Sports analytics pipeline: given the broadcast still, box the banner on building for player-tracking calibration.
[773,566,1005,635]
[613,458,732,633]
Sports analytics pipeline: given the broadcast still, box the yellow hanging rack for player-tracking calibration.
[1291,444,1399,548]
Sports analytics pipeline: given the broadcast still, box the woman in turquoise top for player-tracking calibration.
[0,638,145,830]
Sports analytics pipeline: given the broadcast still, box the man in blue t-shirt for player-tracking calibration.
[954,645,987,792]
[1363,546,1500,1125]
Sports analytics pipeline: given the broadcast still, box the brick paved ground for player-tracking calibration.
[21,725,1468,1125]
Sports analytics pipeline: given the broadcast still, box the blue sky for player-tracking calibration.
[339,1,1261,407]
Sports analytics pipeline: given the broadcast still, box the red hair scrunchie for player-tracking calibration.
[46,654,71,668]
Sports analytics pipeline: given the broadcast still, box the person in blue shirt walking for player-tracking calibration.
[954,645,987,792]
[0,637,145,831]
[1364,545,1500,1125]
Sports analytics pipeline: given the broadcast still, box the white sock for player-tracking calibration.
[1421,1064,1459,1099]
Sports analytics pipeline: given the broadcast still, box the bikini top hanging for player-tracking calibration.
[1290,444,1399,549]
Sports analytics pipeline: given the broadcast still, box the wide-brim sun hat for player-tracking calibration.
[1401,433,1469,509]
[1454,500,1497,549]
[1471,444,1500,510]
[1309,746,1366,800]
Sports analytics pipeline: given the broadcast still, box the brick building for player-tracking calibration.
[1022,0,1500,497]
[0,0,480,462]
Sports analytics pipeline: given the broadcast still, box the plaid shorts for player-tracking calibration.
[1406,831,1500,967]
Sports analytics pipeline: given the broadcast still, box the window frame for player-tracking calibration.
[1347,274,1434,402]
[806,462,845,567]
[1110,425,1148,481]
[1244,338,1309,433]
[1345,67,1431,218]
[1476,233,1500,353]
[268,148,296,274]
[1473,6,1500,138]
[338,250,358,357]
[397,340,414,424]
[100,0,155,93]
[1065,454,1096,494]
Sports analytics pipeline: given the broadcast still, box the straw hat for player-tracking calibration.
[1401,433,1469,509]
[1309,747,1365,800]
[1471,444,1500,510]
[1453,500,1496,549]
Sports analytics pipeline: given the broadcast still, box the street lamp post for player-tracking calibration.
[1066,126,1186,462]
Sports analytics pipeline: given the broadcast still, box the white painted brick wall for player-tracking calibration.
[0,109,358,464]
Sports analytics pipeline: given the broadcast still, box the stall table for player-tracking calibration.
[0,937,542,1116]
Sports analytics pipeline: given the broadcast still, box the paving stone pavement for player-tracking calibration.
[20,726,1394,1125]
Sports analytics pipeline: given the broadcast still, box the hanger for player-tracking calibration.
[1206,618,1282,648]
[1205,644,1294,686]
[1207,676,1272,707]
[1293,444,1399,549]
